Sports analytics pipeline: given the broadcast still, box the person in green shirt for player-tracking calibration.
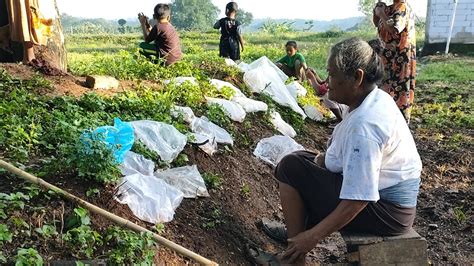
[276,41,308,82]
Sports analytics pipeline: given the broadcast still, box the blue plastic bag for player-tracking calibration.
[82,118,135,163]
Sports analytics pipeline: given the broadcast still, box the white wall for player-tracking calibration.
[426,0,474,44]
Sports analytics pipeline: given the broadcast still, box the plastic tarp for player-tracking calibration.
[188,132,218,156]
[246,56,288,82]
[155,165,210,198]
[191,116,233,146]
[210,79,246,98]
[253,135,305,167]
[270,111,297,138]
[232,96,268,113]
[171,106,196,124]
[130,121,187,163]
[286,81,308,99]
[81,118,134,164]
[206,97,246,123]
[243,57,306,118]
[116,173,184,224]
[119,151,155,176]
[304,105,324,121]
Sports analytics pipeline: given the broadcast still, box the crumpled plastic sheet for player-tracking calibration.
[119,151,155,176]
[286,81,307,99]
[206,97,247,123]
[155,165,210,198]
[270,111,297,138]
[243,57,306,118]
[130,120,187,163]
[115,173,184,224]
[164,77,197,86]
[171,106,196,124]
[253,135,305,167]
[190,116,234,146]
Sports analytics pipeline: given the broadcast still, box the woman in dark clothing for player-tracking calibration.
[214,2,244,61]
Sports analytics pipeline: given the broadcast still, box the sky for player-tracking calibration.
[56,0,428,21]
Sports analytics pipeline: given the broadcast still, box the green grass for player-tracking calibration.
[418,59,474,82]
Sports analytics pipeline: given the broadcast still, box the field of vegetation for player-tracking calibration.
[0,26,472,265]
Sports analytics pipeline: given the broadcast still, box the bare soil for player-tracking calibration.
[0,63,472,265]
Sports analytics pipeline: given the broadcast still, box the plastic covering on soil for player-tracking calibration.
[243,57,306,118]
[206,97,247,123]
[269,111,297,138]
[130,120,187,163]
[155,165,209,198]
[254,135,305,167]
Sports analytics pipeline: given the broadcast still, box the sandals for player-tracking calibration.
[260,218,288,244]
[246,243,281,266]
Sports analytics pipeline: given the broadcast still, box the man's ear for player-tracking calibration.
[354,69,365,88]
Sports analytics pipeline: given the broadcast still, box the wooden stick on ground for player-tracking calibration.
[0,159,218,266]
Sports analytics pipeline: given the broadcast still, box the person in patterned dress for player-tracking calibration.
[373,0,417,123]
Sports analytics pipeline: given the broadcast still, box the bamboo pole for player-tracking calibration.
[0,159,218,266]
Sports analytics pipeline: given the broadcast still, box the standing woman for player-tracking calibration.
[214,2,244,62]
[373,0,416,122]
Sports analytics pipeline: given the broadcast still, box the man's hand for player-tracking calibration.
[138,13,149,26]
[281,230,319,263]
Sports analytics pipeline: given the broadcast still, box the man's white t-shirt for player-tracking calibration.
[325,88,422,207]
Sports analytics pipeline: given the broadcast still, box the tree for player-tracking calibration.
[359,0,377,17]
[170,0,220,31]
[236,9,253,26]
[118,19,127,34]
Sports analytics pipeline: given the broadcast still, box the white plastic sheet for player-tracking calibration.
[191,116,233,146]
[115,173,184,224]
[119,151,155,176]
[188,132,218,155]
[286,81,307,99]
[171,106,195,124]
[253,136,305,167]
[237,62,250,72]
[270,111,297,138]
[210,79,245,98]
[232,96,268,113]
[206,97,247,123]
[155,165,209,198]
[130,121,187,163]
[304,105,324,121]
[225,58,237,66]
[246,56,288,82]
[164,77,197,86]
[243,57,306,118]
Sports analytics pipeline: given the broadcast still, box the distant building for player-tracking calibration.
[423,0,474,55]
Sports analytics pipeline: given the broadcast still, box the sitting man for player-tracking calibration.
[256,37,422,265]
[138,3,182,66]
[276,41,308,82]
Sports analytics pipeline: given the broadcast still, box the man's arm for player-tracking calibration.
[282,200,368,263]
[138,13,152,41]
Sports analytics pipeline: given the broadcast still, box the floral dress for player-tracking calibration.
[377,2,416,122]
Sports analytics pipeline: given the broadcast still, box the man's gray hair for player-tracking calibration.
[329,37,384,83]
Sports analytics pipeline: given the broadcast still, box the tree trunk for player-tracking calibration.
[35,0,67,72]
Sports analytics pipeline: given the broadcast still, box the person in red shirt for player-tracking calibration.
[138,3,182,66]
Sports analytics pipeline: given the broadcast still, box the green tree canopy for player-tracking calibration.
[236,9,253,26]
[171,0,220,30]
[359,0,377,17]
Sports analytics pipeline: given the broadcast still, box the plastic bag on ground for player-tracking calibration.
[191,116,233,146]
[246,56,288,82]
[115,173,184,224]
[225,58,237,66]
[304,105,324,121]
[119,151,155,176]
[130,121,187,163]
[270,111,297,138]
[206,97,246,123]
[155,165,209,198]
[253,135,305,167]
[188,132,218,156]
[82,118,134,164]
[210,79,245,98]
[237,62,250,72]
[243,60,306,118]
[164,77,197,86]
[231,96,268,113]
[286,81,307,99]
[171,106,195,124]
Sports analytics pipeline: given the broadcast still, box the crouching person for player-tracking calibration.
[138,3,182,66]
[255,37,422,265]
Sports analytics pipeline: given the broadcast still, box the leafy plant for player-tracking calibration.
[203,173,222,190]
[105,226,156,264]
[241,183,251,198]
[34,224,58,239]
[63,225,102,259]
[15,248,43,266]
[0,224,12,243]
